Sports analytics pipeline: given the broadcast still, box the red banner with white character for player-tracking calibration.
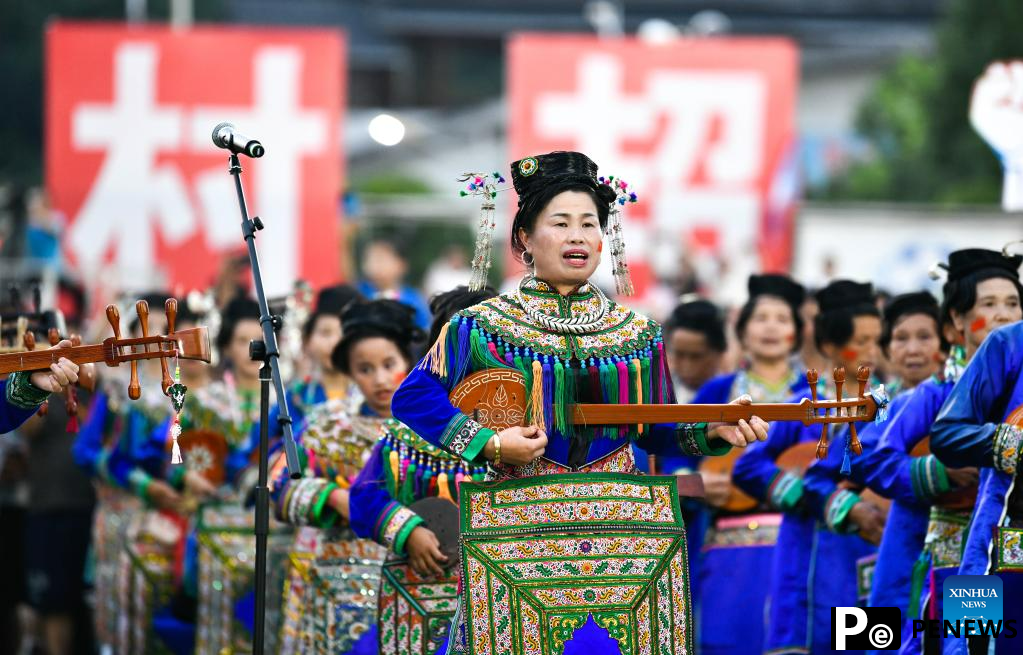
[46,22,344,297]
[508,34,798,303]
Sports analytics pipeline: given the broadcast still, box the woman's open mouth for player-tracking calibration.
[562,249,590,268]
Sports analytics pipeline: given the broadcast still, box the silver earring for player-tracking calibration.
[521,251,534,266]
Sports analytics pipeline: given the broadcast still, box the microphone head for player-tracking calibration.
[211,122,235,148]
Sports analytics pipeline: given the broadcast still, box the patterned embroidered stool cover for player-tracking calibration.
[92,485,141,649]
[195,503,292,654]
[122,511,180,655]
[298,534,386,654]
[458,473,693,655]
[379,559,460,655]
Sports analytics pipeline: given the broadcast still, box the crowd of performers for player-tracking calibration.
[1,150,1022,655]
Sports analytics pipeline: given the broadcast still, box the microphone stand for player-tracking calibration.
[225,152,303,655]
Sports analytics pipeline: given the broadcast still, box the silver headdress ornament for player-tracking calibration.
[1003,240,1023,258]
[460,172,508,292]
[599,175,639,296]
[927,262,949,282]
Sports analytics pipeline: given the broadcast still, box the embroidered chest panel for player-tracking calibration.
[184,382,257,448]
[301,401,385,477]
[462,289,660,360]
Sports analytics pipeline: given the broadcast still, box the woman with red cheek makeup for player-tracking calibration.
[391,151,769,654]
[680,274,808,655]
[733,279,888,655]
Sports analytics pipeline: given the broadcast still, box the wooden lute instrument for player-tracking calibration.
[0,298,211,399]
[451,366,886,462]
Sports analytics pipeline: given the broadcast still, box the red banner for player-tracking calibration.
[46,22,344,297]
[508,34,798,301]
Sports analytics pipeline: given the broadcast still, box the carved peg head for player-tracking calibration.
[106,305,122,338]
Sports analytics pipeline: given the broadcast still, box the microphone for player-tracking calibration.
[211,122,265,158]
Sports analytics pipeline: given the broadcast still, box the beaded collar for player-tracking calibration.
[458,277,661,361]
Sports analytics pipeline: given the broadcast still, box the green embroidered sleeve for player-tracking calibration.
[825,488,861,533]
[5,371,50,409]
[128,468,153,503]
[767,470,804,510]
[676,423,731,456]
[440,414,494,465]
[993,423,1023,476]
[377,501,424,556]
[910,455,951,501]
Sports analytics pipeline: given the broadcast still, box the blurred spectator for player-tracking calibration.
[357,238,430,330]
[794,293,827,374]
[20,382,96,655]
[423,245,472,298]
[24,188,66,267]
[664,299,727,402]
[0,434,28,654]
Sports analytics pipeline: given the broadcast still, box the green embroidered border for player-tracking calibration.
[379,560,458,655]
[5,371,49,409]
[993,526,1023,572]
[460,523,693,654]
[459,473,685,537]
[993,423,1023,475]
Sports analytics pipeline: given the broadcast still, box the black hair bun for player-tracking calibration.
[341,299,424,346]
[427,285,498,346]
[595,183,618,207]
[884,291,937,326]
[815,280,874,314]
[748,274,805,310]
[332,299,425,374]
[946,248,1022,283]
[216,296,262,353]
[314,284,362,316]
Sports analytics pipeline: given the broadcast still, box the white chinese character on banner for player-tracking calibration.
[532,51,766,299]
[191,47,329,296]
[69,43,196,281]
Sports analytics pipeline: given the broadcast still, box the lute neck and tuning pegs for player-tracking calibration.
[106,305,122,339]
[160,298,178,393]
[165,298,178,335]
[127,301,149,401]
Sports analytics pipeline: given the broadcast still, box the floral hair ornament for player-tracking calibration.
[599,175,639,296]
[459,171,508,292]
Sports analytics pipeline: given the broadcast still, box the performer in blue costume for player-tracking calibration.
[391,152,769,654]
[800,289,973,655]
[348,290,495,653]
[733,279,885,655]
[930,248,1023,655]
[693,274,809,655]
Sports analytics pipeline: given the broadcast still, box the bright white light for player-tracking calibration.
[637,19,680,45]
[368,113,405,146]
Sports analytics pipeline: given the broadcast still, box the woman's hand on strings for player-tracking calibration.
[405,526,448,578]
[29,339,80,394]
[486,425,548,466]
[707,394,769,448]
